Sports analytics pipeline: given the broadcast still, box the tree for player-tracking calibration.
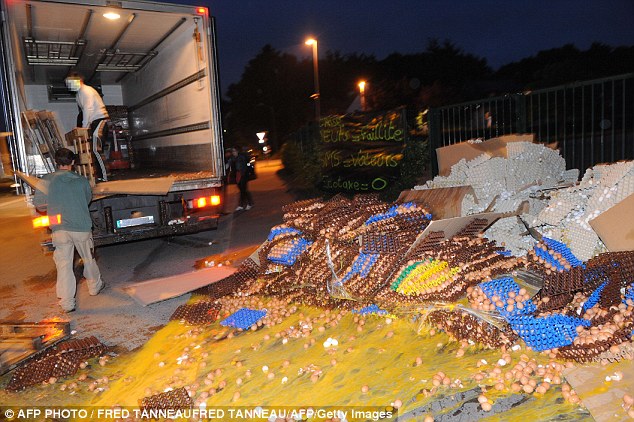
[224,45,313,150]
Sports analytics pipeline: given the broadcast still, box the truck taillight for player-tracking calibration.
[189,195,221,209]
[196,6,208,15]
[33,214,61,228]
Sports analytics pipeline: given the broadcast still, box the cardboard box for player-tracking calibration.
[590,193,634,252]
[436,134,535,176]
[397,186,475,219]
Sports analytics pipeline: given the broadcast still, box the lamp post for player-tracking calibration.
[305,38,320,122]
[358,80,367,112]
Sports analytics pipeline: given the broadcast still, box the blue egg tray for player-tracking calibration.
[582,281,608,312]
[352,304,388,316]
[220,308,267,330]
[340,252,380,284]
[507,314,591,351]
[478,277,536,318]
[267,226,302,241]
[267,237,313,266]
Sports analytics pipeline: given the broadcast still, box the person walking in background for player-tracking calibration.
[33,148,105,313]
[221,148,235,214]
[232,147,254,211]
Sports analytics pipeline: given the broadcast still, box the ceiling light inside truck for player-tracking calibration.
[103,11,121,20]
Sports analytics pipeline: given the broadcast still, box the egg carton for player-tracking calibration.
[220,308,267,330]
[493,197,526,214]
[267,237,313,266]
[479,277,537,319]
[461,194,483,215]
[267,225,303,242]
[170,301,221,325]
[140,387,192,411]
[6,336,106,392]
[538,198,580,226]
[506,141,532,158]
[340,252,380,284]
[542,237,585,268]
[561,169,581,184]
[564,222,603,262]
[466,152,493,168]
[507,314,591,352]
[615,178,634,203]
[352,304,388,316]
[527,197,548,215]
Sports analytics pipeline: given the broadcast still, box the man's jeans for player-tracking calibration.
[52,230,103,310]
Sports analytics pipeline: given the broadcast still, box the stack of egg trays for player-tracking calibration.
[267,237,313,266]
[542,237,585,268]
[507,314,591,352]
[352,304,388,316]
[220,308,267,330]
[478,277,537,319]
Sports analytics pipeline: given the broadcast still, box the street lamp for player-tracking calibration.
[358,80,367,112]
[305,38,320,122]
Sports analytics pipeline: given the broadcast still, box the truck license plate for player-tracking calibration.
[116,215,155,228]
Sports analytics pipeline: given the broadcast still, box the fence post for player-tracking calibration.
[428,108,442,177]
[514,93,527,134]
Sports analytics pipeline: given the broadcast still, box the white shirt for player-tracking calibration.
[76,84,108,128]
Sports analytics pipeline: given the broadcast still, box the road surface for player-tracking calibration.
[0,159,296,350]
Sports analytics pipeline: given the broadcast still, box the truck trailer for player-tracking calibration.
[0,0,225,246]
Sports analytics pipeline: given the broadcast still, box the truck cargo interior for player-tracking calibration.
[1,0,226,245]
[3,0,224,180]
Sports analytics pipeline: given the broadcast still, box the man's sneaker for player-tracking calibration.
[245,205,253,210]
[61,306,76,313]
[90,280,106,296]
[235,206,244,211]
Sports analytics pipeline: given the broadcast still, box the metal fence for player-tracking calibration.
[428,73,634,176]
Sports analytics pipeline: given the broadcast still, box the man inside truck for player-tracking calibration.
[33,148,105,313]
[65,72,109,181]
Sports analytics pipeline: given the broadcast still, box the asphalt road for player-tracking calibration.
[0,159,295,350]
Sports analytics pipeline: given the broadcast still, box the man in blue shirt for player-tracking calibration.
[34,148,104,312]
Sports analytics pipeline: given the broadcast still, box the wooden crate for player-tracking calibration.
[65,128,96,187]
[0,321,71,375]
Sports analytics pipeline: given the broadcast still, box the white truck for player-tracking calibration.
[0,0,226,246]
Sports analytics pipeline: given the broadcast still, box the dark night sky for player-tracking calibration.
[196,0,634,95]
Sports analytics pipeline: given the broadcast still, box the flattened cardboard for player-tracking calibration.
[15,170,49,194]
[397,186,475,219]
[93,177,176,196]
[563,361,634,421]
[124,266,237,306]
[590,193,634,252]
[415,212,502,244]
[436,133,534,176]
[17,172,175,197]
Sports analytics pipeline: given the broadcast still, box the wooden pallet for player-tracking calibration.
[66,128,96,187]
[0,321,71,375]
[22,111,55,173]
